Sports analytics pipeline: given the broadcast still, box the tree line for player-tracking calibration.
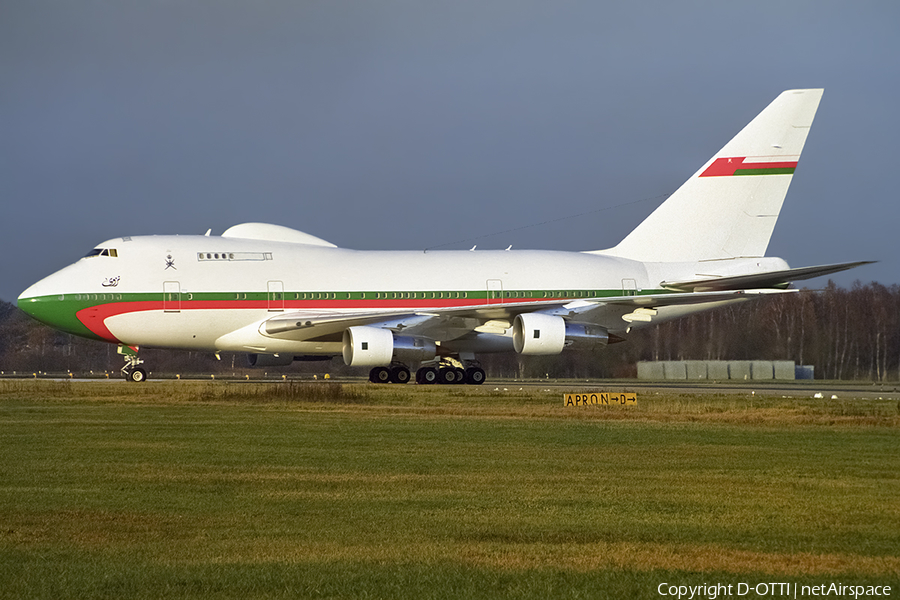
[2,281,898,381]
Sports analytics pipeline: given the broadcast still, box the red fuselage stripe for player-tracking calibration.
[74,297,547,344]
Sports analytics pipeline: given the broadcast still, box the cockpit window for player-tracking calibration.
[83,248,118,258]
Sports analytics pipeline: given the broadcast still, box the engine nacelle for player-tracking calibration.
[342,326,438,366]
[247,353,294,367]
[513,314,610,355]
[563,321,610,349]
[392,335,437,363]
[513,313,566,355]
[343,326,394,366]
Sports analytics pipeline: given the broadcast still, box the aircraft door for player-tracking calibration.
[268,280,285,312]
[486,279,503,305]
[622,279,638,297]
[163,281,181,313]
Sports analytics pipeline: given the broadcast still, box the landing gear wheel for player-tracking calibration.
[120,347,146,382]
[437,367,457,385]
[454,368,466,384]
[416,367,438,385]
[465,367,486,385]
[390,366,411,384]
[369,366,392,384]
[126,367,147,383]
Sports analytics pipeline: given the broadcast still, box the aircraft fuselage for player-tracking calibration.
[19,232,766,355]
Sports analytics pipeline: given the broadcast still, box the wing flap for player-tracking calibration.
[260,288,799,341]
[660,261,874,292]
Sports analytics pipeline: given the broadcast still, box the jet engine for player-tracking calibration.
[512,313,609,355]
[342,326,436,366]
[247,353,295,367]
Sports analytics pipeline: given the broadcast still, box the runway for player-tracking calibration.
[497,379,900,400]
[6,374,898,400]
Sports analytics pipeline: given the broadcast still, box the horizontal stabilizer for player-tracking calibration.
[660,261,874,292]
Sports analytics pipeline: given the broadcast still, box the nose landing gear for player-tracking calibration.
[119,345,148,382]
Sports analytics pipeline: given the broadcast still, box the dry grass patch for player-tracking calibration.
[1,381,898,598]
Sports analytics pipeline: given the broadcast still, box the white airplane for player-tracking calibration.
[18,89,869,383]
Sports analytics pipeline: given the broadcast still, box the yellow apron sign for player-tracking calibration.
[564,392,636,406]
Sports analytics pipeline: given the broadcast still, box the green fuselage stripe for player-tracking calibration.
[20,287,670,343]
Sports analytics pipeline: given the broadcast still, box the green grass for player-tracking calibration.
[0,381,898,598]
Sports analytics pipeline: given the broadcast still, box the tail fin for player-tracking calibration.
[598,89,823,262]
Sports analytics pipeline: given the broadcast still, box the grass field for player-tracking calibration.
[0,381,898,599]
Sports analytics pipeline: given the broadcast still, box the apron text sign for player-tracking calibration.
[564,392,637,406]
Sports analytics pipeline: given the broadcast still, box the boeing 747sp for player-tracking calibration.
[18,89,869,383]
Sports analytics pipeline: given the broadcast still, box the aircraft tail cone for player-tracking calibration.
[608,333,627,345]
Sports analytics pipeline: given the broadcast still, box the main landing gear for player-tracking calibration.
[368,364,412,384]
[369,359,485,385]
[119,345,148,382]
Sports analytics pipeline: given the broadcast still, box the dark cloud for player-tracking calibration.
[2,1,897,300]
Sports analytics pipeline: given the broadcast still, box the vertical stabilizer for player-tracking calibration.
[598,89,823,262]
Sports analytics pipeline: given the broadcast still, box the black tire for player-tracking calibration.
[465,367,486,385]
[370,366,391,383]
[437,367,457,385]
[390,366,411,384]
[454,368,466,384]
[128,367,147,383]
[416,367,437,385]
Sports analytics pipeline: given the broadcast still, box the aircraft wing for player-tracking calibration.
[659,261,874,292]
[530,288,797,326]
[260,288,797,342]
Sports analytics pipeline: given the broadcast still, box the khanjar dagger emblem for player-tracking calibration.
[165,254,177,270]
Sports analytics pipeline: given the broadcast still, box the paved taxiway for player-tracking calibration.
[7,375,899,400]
[492,380,900,400]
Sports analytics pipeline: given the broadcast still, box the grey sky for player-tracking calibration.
[2,1,898,302]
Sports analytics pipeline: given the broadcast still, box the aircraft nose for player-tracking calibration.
[17,277,70,330]
[16,283,46,322]
[17,283,45,318]
[17,273,110,342]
